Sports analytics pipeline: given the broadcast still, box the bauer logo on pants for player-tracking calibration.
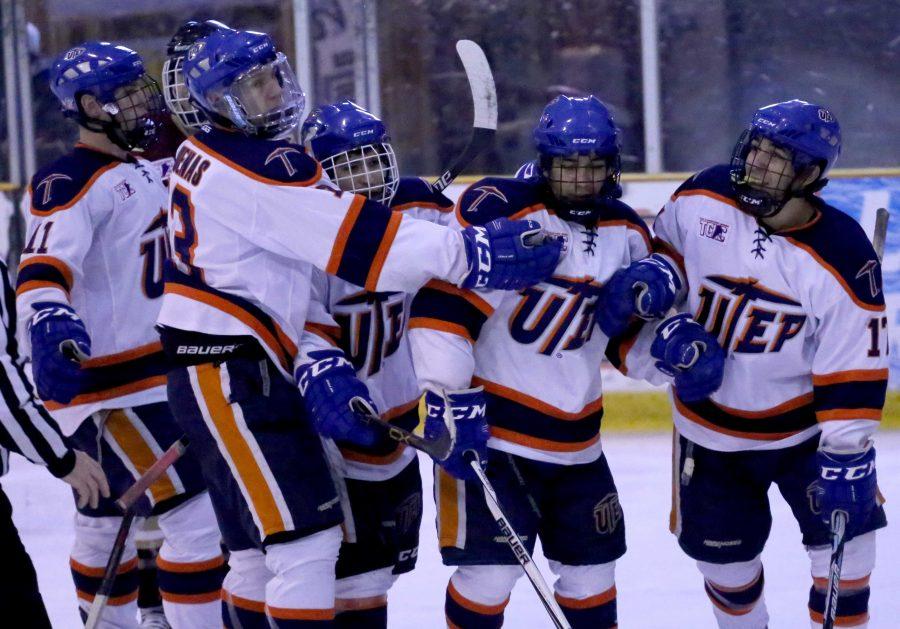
[594,493,623,534]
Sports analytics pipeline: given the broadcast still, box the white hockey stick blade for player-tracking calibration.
[456,40,498,130]
[873,207,889,262]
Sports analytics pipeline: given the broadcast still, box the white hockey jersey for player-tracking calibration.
[17,143,170,434]
[620,165,888,452]
[156,129,471,377]
[409,176,653,465]
[316,178,457,481]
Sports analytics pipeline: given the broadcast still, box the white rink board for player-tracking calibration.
[6,431,899,628]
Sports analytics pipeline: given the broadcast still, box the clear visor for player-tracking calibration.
[544,153,610,202]
[212,53,305,138]
[162,55,205,131]
[321,143,399,205]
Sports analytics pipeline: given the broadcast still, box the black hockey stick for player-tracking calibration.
[430,40,497,193]
[84,436,190,629]
[349,396,452,461]
[822,509,847,629]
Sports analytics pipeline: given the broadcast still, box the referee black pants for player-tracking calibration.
[0,482,52,627]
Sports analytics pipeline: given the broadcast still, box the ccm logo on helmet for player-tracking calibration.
[820,461,875,481]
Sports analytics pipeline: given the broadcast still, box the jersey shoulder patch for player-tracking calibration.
[191,128,321,186]
[390,177,453,211]
[29,146,121,215]
[456,177,546,226]
[672,164,736,203]
[784,200,884,309]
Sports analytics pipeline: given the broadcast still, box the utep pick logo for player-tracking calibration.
[467,185,508,214]
[265,147,304,177]
[63,47,85,61]
[593,493,623,535]
[855,259,880,298]
[35,173,73,205]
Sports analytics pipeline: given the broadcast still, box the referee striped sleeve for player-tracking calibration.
[0,261,72,477]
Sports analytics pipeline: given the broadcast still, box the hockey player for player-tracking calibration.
[601,100,887,628]
[300,100,458,627]
[19,42,226,626]
[406,95,676,628]
[159,29,560,627]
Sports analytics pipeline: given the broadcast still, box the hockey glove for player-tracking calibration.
[420,387,489,481]
[29,302,92,404]
[596,255,683,338]
[295,350,380,447]
[816,446,878,540]
[460,218,562,290]
[651,313,725,402]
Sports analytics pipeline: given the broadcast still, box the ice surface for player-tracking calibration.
[6,431,898,628]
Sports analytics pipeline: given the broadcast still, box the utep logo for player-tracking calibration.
[187,41,204,61]
[63,47,85,61]
[114,179,136,201]
[34,173,73,205]
[593,493,623,535]
[509,276,602,356]
[139,210,168,299]
[265,147,304,177]
[698,217,729,243]
[818,108,835,123]
[695,275,807,354]
[466,186,508,215]
[855,259,880,298]
[333,291,406,377]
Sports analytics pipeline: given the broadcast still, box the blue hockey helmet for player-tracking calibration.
[730,99,842,217]
[49,41,164,151]
[532,95,622,222]
[183,29,305,138]
[162,19,233,132]
[302,100,399,204]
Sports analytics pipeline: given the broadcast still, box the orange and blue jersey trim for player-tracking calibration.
[325,195,403,291]
[337,398,420,465]
[409,280,494,344]
[674,391,817,440]
[812,368,887,422]
[164,269,297,371]
[44,341,168,411]
[475,377,603,453]
[16,255,74,297]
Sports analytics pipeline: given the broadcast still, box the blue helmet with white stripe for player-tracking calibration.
[49,41,164,150]
[183,29,305,138]
[301,101,399,204]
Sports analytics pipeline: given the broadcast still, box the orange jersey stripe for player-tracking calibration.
[15,279,70,298]
[160,591,221,604]
[672,188,740,210]
[364,211,403,291]
[265,605,335,620]
[104,410,178,505]
[816,408,882,422]
[44,375,167,411]
[18,255,74,287]
[489,426,601,453]
[555,585,617,609]
[70,557,137,578]
[223,590,266,613]
[447,581,509,615]
[813,369,890,385]
[673,397,808,441]
[474,377,603,420]
[195,364,287,537]
[156,555,226,573]
[326,194,367,276]
[189,136,322,187]
[82,341,163,369]
[422,280,496,317]
[438,468,460,549]
[408,317,474,343]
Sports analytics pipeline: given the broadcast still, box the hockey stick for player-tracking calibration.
[349,396,570,628]
[465,455,572,629]
[873,207,889,262]
[84,436,190,629]
[822,509,847,629]
[430,40,497,193]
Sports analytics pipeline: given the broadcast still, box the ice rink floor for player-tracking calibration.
[6,431,899,628]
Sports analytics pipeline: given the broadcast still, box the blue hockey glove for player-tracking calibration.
[816,446,878,540]
[295,350,380,447]
[460,218,562,290]
[29,302,91,404]
[420,387,489,481]
[596,254,682,338]
[651,314,725,402]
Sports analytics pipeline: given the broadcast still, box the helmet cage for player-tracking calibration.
[321,142,399,205]
[78,73,165,151]
[539,151,622,221]
[729,128,823,218]
[208,53,305,139]
[162,54,206,131]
